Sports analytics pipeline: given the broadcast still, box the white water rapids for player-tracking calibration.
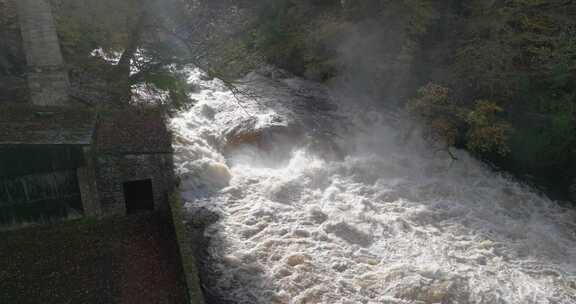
[171,69,576,304]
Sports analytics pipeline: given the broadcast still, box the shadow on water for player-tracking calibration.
[183,203,275,304]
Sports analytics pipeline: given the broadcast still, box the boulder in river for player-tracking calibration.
[222,115,303,153]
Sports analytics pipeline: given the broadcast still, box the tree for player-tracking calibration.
[408,83,512,157]
[50,0,251,110]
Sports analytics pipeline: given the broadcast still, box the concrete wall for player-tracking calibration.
[15,0,69,106]
[96,153,175,216]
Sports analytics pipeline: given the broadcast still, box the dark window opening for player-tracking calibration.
[123,179,154,214]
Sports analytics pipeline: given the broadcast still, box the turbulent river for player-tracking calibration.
[171,69,576,304]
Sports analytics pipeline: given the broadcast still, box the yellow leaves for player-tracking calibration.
[466,100,512,155]
[408,83,461,148]
[419,83,450,102]
[408,83,450,112]
[409,84,513,156]
[509,0,549,9]
[429,118,458,147]
[519,14,554,32]
[466,100,503,125]
[466,124,512,155]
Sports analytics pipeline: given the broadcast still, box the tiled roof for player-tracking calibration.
[0,105,96,145]
[95,108,172,154]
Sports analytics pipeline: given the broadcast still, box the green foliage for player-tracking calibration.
[6,0,576,191]
[246,0,342,79]
[51,0,142,59]
[47,0,203,110]
[511,90,576,168]
[244,0,437,83]
[143,70,196,113]
[455,0,576,98]
[241,0,576,192]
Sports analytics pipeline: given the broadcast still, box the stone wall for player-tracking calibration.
[15,0,69,106]
[77,147,101,217]
[167,193,206,304]
[96,153,175,216]
[1,0,27,103]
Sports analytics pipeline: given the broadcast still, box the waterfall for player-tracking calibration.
[171,68,576,304]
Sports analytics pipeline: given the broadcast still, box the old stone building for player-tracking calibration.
[0,0,175,226]
[0,105,98,224]
[0,108,175,227]
[94,110,175,216]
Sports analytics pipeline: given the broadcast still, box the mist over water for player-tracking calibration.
[171,68,576,304]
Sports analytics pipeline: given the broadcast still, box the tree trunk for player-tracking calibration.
[111,15,145,105]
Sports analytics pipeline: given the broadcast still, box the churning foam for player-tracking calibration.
[171,69,576,304]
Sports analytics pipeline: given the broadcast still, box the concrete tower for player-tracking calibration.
[15,0,70,106]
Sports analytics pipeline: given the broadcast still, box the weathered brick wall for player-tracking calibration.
[15,0,69,106]
[96,153,175,216]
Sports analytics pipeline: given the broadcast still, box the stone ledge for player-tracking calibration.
[168,192,206,304]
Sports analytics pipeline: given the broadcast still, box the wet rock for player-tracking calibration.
[222,255,243,267]
[273,267,293,279]
[241,223,268,239]
[324,222,374,248]
[239,263,265,276]
[294,287,327,304]
[331,261,349,272]
[256,66,293,80]
[286,254,311,267]
[268,180,302,204]
[185,160,231,189]
[222,115,303,153]
[355,273,384,289]
[183,206,220,228]
[223,120,259,149]
[221,186,243,199]
[354,255,381,266]
[395,279,470,304]
[309,208,328,224]
[200,104,216,120]
[292,229,311,238]
[271,291,290,304]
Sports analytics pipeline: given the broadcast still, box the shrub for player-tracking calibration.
[409,84,513,156]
